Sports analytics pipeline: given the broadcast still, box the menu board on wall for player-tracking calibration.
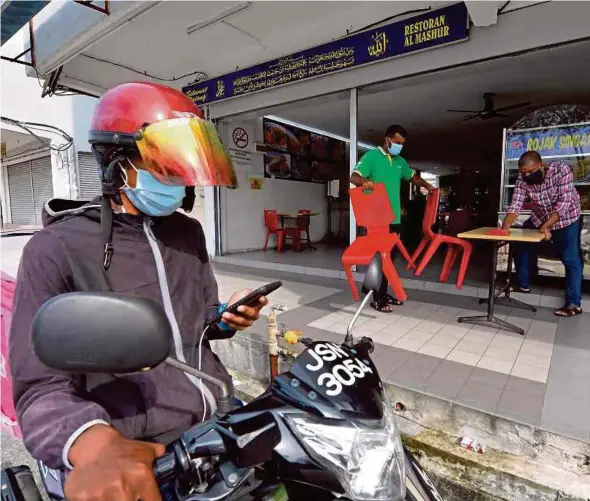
[263,118,345,183]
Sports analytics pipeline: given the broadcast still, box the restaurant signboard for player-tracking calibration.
[506,123,590,160]
[183,3,469,105]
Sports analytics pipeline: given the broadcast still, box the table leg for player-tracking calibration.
[478,242,536,312]
[459,242,525,335]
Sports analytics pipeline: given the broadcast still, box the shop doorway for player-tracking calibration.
[215,39,590,289]
[216,90,358,275]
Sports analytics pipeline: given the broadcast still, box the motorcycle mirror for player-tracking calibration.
[362,253,383,294]
[345,253,382,347]
[32,293,172,374]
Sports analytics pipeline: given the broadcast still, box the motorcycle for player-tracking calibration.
[3,255,444,501]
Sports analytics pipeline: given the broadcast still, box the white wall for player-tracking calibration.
[1,28,97,199]
[221,171,328,253]
[219,119,328,254]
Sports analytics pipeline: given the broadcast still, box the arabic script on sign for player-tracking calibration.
[368,31,389,57]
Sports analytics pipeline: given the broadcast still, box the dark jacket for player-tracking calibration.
[9,199,234,469]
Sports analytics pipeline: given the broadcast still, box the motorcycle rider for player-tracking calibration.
[9,82,266,501]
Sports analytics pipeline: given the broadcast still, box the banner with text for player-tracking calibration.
[506,124,590,160]
[183,3,468,105]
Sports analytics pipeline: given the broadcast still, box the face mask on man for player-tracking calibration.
[386,139,403,156]
[523,167,544,185]
[122,159,186,216]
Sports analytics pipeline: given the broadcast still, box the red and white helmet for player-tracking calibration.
[89,82,237,187]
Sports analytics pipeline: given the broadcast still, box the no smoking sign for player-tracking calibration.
[232,127,249,149]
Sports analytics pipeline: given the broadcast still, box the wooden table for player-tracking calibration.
[457,227,545,335]
[277,213,320,251]
[277,212,320,219]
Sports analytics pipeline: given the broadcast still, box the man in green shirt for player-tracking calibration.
[350,124,434,312]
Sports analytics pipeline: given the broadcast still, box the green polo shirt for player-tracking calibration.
[353,147,414,224]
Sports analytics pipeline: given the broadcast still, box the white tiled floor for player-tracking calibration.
[214,266,559,384]
[308,303,557,383]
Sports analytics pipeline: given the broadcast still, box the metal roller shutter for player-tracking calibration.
[77,152,102,200]
[31,156,53,225]
[6,156,53,226]
[7,160,34,225]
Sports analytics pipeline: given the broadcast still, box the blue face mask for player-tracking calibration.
[122,164,185,217]
[387,142,403,156]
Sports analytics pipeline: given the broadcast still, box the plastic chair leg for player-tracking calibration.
[456,243,472,289]
[277,232,284,253]
[440,246,459,283]
[415,237,443,276]
[396,239,416,270]
[408,238,428,270]
[381,251,408,301]
[343,263,360,301]
[264,232,271,252]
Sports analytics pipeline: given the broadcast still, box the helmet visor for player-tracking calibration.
[135,117,238,188]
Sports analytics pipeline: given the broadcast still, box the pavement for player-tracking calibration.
[211,262,590,444]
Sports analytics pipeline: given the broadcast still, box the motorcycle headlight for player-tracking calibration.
[285,400,405,501]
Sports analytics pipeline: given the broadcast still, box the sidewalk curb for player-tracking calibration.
[227,364,590,501]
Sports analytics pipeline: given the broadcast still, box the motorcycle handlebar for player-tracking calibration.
[154,451,177,486]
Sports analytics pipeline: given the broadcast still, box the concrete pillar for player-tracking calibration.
[349,88,358,244]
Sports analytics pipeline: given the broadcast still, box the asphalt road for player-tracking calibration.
[1,435,49,500]
[2,435,35,470]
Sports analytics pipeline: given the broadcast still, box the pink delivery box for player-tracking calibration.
[1,271,21,438]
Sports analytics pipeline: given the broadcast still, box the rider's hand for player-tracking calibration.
[65,424,165,501]
[362,181,374,191]
[222,289,268,330]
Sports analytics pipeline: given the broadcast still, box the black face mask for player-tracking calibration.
[523,168,544,185]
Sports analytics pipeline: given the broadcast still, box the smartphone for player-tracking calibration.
[207,281,283,327]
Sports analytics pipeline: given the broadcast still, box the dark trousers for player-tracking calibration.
[514,218,583,307]
[357,223,403,301]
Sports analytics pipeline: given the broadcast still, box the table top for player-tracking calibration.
[278,212,320,218]
[458,227,546,243]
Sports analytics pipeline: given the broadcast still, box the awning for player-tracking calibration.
[1,1,49,46]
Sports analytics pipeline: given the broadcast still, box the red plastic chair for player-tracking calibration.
[409,189,472,288]
[294,209,312,251]
[342,184,415,301]
[263,210,298,253]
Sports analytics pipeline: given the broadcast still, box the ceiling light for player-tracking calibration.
[187,2,251,35]
[264,115,375,150]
